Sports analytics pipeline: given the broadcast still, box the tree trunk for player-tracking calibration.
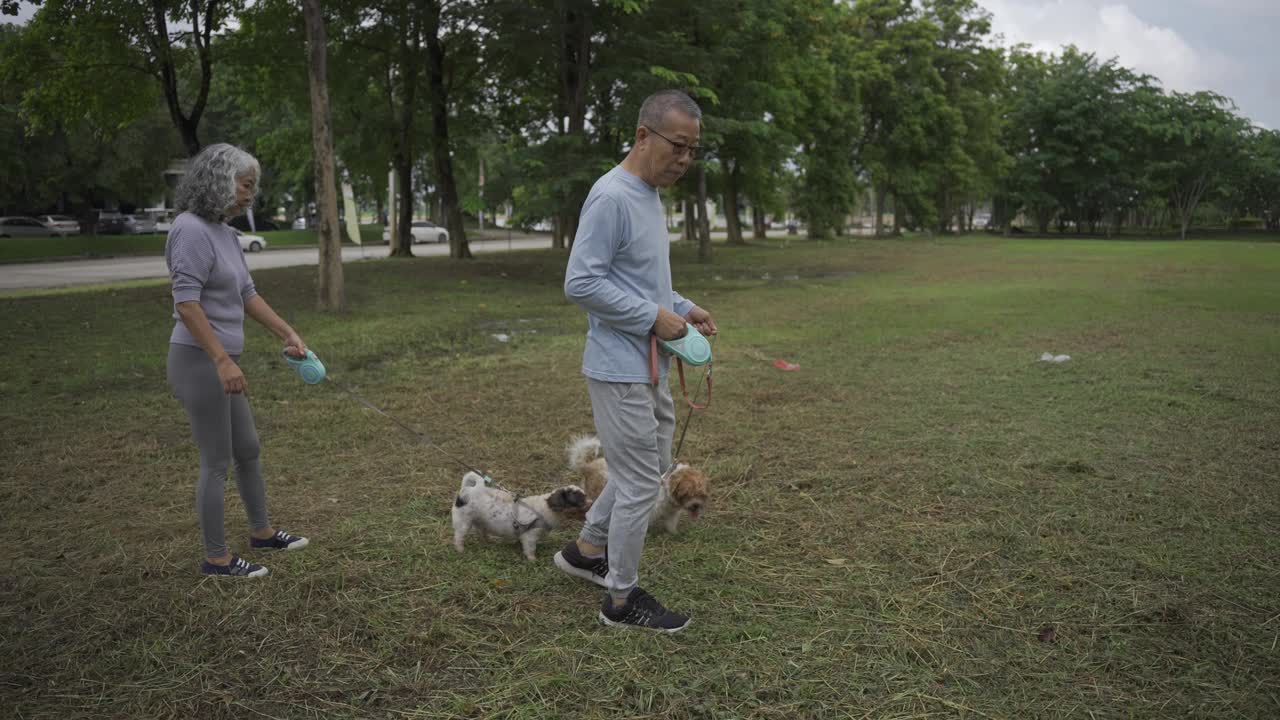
[695,164,711,263]
[389,17,418,258]
[302,0,344,312]
[552,1,592,253]
[752,204,766,240]
[565,211,579,250]
[683,198,694,242]
[723,164,745,245]
[385,168,397,249]
[874,187,886,237]
[150,1,213,156]
[891,193,902,236]
[552,215,565,249]
[425,1,471,259]
[394,154,413,256]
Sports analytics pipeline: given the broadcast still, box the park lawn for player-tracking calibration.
[1,235,1277,718]
[0,225,386,262]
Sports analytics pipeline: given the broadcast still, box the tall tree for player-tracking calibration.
[422,0,477,259]
[302,0,344,311]
[1150,91,1249,240]
[13,0,244,156]
[0,24,179,215]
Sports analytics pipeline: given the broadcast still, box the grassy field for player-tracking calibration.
[0,225,386,261]
[2,235,1278,718]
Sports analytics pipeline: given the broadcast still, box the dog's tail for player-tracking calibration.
[455,471,487,507]
[567,434,603,472]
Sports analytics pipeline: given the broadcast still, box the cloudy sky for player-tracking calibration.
[981,0,1279,128]
[6,1,1277,128]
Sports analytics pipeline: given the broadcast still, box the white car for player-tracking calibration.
[233,228,267,252]
[38,215,81,235]
[382,220,449,244]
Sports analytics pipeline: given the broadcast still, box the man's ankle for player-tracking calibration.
[207,554,232,566]
[576,539,605,557]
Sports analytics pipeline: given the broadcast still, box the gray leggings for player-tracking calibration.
[167,343,269,557]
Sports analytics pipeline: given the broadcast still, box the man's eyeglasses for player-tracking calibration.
[644,126,702,159]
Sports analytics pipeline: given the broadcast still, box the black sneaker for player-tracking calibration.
[249,529,309,551]
[200,555,269,578]
[599,587,691,633]
[553,540,609,588]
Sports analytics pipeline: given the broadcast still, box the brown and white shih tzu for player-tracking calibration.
[451,471,590,560]
[566,435,710,534]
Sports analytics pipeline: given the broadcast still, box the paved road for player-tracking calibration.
[0,237,554,291]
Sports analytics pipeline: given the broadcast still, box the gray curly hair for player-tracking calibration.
[175,143,260,222]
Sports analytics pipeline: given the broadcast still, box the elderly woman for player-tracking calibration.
[165,143,309,578]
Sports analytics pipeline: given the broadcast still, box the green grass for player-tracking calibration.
[2,235,1278,718]
[0,224,386,261]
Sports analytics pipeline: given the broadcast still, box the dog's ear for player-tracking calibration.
[548,488,571,512]
[671,472,694,503]
[549,487,588,512]
[671,469,709,503]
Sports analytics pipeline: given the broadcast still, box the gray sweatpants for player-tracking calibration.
[167,343,270,558]
[579,378,676,599]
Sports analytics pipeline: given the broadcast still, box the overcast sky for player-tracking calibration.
[6,1,1276,128]
[981,0,1279,128]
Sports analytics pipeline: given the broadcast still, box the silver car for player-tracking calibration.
[0,216,59,237]
[38,214,81,235]
[124,214,158,234]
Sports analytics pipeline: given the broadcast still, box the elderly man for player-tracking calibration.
[555,90,717,632]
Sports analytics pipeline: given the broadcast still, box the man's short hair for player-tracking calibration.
[637,90,702,130]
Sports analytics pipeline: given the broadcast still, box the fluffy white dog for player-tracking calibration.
[451,472,590,560]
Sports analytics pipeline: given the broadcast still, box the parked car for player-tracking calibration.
[0,216,59,237]
[233,228,267,252]
[124,214,158,234]
[95,211,128,235]
[381,220,449,244]
[37,214,81,235]
[228,215,280,232]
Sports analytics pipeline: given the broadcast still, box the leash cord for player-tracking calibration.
[667,333,717,476]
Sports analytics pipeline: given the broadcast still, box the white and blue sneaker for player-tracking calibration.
[249,529,309,551]
[201,555,269,578]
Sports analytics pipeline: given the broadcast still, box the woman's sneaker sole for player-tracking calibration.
[554,551,609,588]
[598,611,691,634]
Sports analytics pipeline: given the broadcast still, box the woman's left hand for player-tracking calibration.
[283,331,308,359]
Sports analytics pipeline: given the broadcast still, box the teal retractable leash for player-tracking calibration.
[283,349,552,531]
[650,323,713,411]
[650,328,716,477]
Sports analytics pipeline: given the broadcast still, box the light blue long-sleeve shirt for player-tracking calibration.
[565,165,695,383]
